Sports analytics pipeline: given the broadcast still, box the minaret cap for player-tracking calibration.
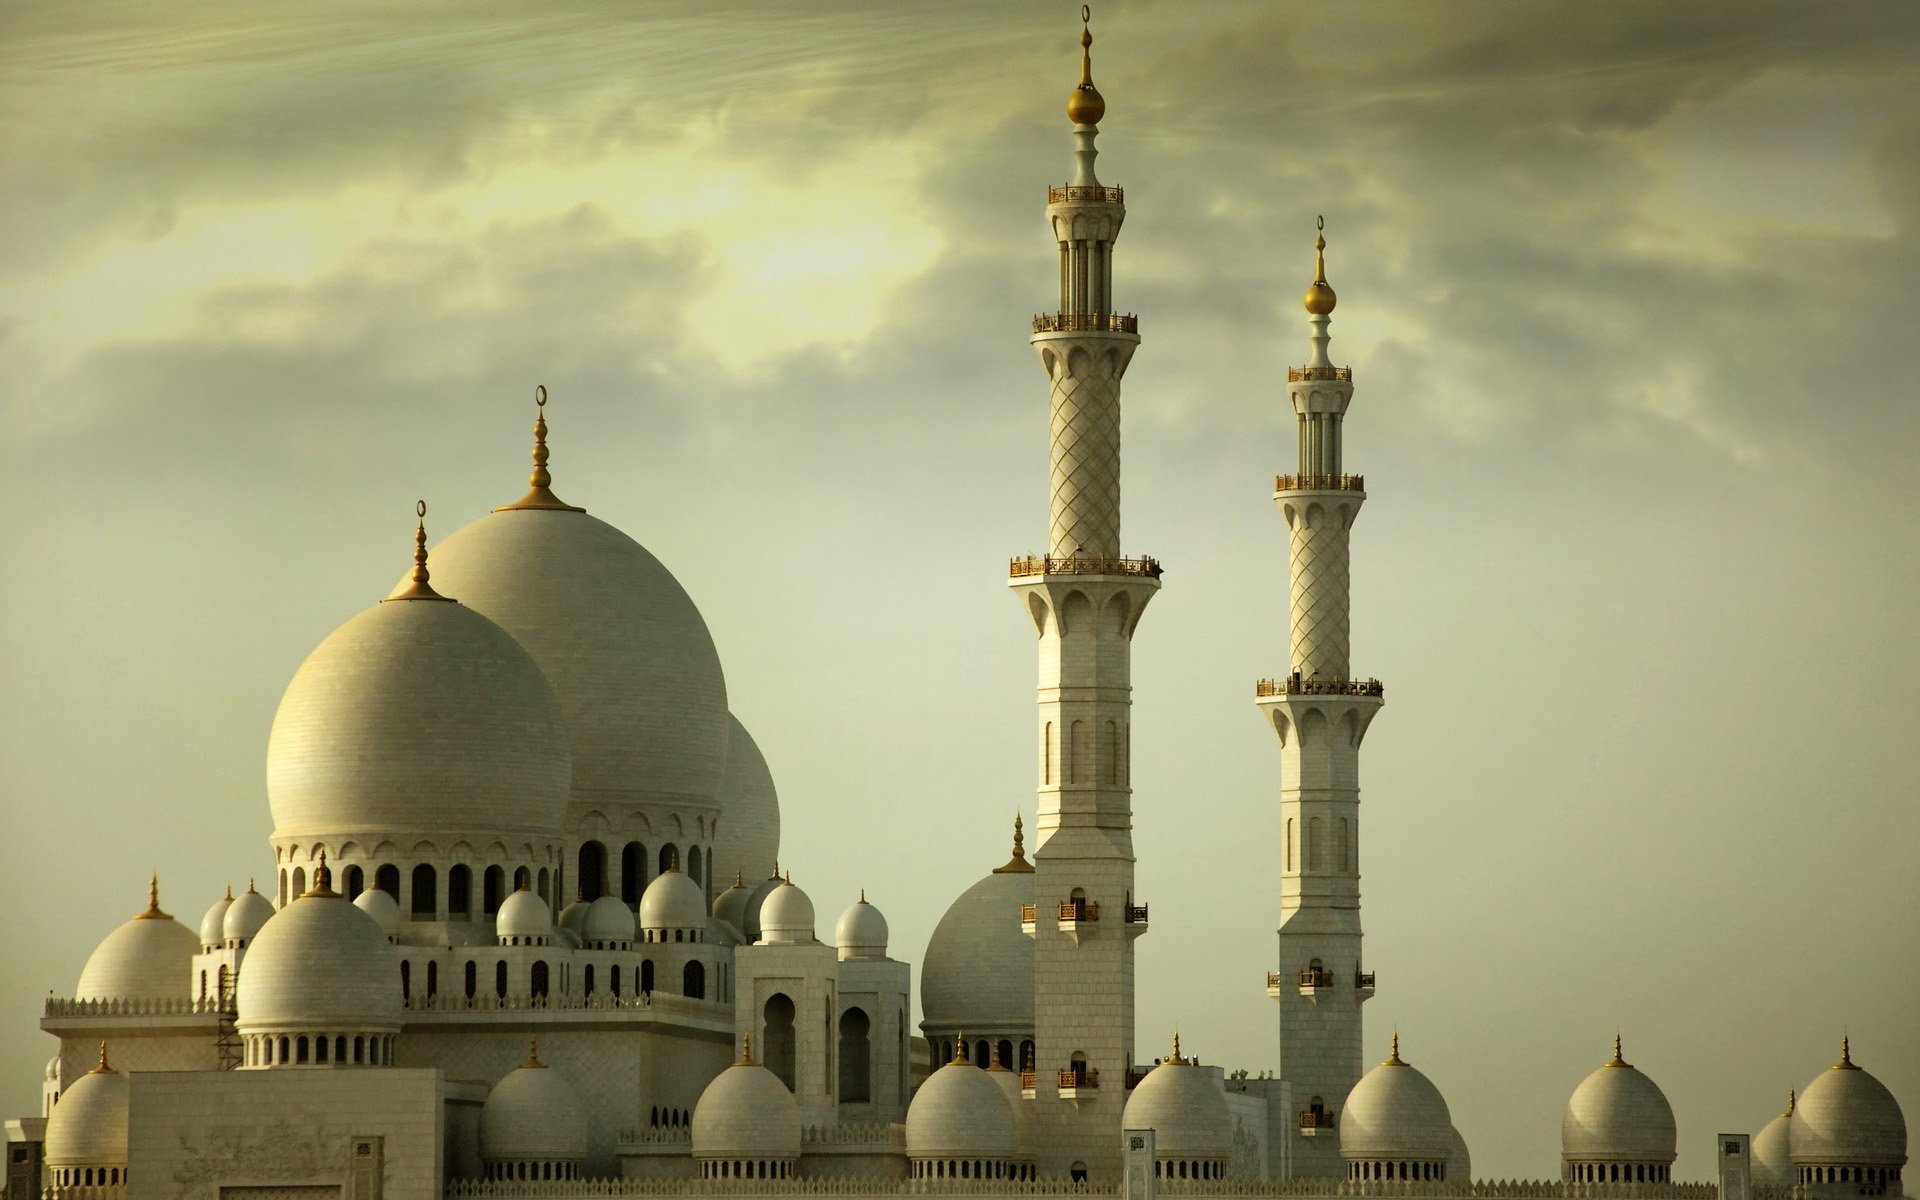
[1065,7,1105,126]
[1304,216,1337,316]
[993,814,1034,874]
[385,501,454,603]
[497,385,585,513]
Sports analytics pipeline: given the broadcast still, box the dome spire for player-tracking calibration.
[739,1033,754,1065]
[301,851,338,898]
[1784,1089,1796,1117]
[91,1041,115,1074]
[134,873,171,920]
[1607,1033,1630,1068]
[497,385,585,513]
[525,1038,545,1069]
[1066,6,1105,127]
[1834,1036,1857,1070]
[386,501,454,603]
[1304,215,1337,317]
[1385,1030,1404,1066]
[994,813,1034,873]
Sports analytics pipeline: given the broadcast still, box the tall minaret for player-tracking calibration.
[1009,10,1157,1185]
[1258,221,1383,1179]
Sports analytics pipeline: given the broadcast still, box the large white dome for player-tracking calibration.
[906,1056,1017,1164]
[44,1048,128,1168]
[758,879,814,945]
[481,1046,589,1165]
[266,590,570,843]
[713,715,780,885]
[1791,1041,1907,1169]
[691,1050,802,1162]
[425,505,728,814]
[1562,1038,1677,1167]
[496,883,552,943]
[640,867,707,937]
[236,877,401,1035]
[223,884,275,945]
[836,895,889,960]
[921,832,1033,1032]
[1753,1095,1795,1187]
[75,881,198,1003]
[1342,1037,1455,1163]
[1122,1046,1233,1164]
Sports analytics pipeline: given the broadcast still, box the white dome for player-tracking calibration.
[1123,1049,1233,1162]
[266,593,570,843]
[741,872,785,942]
[44,1049,128,1167]
[758,879,814,944]
[76,882,198,1003]
[921,840,1034,1032]
[1342,1039,1455,1162]
[985,1065,1034,1161]
[1753,1098,1795,1187]
[558,895,591,938]
[713,715,780,885]
[581,894,635,946]
[235,879,400,1035]
[353,887,400,938]
[1449,1126,1472,1182]
[425,506,728,815]
[481,1047,589,1165]
[712,874,753,934]
[905,1056,1017,1163]
[1791,1042,1907,1168]
[496,884,552,942]
[224,885,276,944]
[1562,1040,1677,1166]
[45,1056,60,1082]
[198,890,234,948]
[836,895,889,960]
[692,1052,802,1161]
[640,867,707,936]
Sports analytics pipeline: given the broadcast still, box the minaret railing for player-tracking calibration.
[1274,474,1365,492]
[1049,184,1124,204]
[1009,554,1160,578]
[1288,365,1353,382]
[1032,312,1138,334]
[1256,676,1384,698]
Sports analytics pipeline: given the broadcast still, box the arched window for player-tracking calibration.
[1068,720,1087,783]
[495,960,508,999]
[659,843,678,875]
[531,961,549,999]
[1020,1039,1035,1070]
[579,841,607,900]
[621,842,643,906]
[1338,818,1350,873]
[1068,1050,1088,1083]
[763,993,797,1090]
[464,961,476,1000]
[411,864,436,917]
[1308,816,1323,870]
[583,965,595,996]
[975,1040,989,1068]
[611,965,622,997]
[482,866,504,916]
[1286,819,1294,871]
[376,864,400,899]
[400,961,411,1002]
[998,1039,1014,1069]
[688,845,703,885]
[839,1008,872,1102]
[684,960,706,999]
[1105,719,1118,783]
[537,868,550,904]
[641,960,655,994]
[1044,722,1053,785]
[291,867,306,898]
[448,865,471,917]
[426,961,438,998]
[343,865,365,900]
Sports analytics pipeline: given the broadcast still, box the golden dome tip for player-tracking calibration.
[1065,6,1105,126]
[1303,216,1337,316]
[497,384,585,513]
[385,501,455,603]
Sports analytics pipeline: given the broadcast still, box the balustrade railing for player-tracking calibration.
[1125,903,1149,923]
[1059,900,1100,922]
[1048,184,1124,204]
[1300,1109,1338,1130]
[1265,971,1284,989]
[1019,903,1037,923]
[1009,554,1161,578]
[1059,1067,1100,1089]
[45,997,223,1018]
[401,992,727,1018]
[1019,1071,1037,1090]
[1274,473,1365,492]
[1299,969,1336,989]
[1288,365,1353,382]
[1032,312,1139,334]
[1356,972,1377,990]
[1256,676,1385,698]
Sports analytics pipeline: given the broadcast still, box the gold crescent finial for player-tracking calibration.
[1304,217,1337,316]
[386,501,453,602]
[1065,6,1105,126]
[1386,1030,1403,1065]
[740,1033,753,1065]
[224,883,233,901]
[497,384,585,512]
[1784,1089,1796,1117]
[1171,1030,1182,1063]
[301,851,338,898]
[952,1033,970,1065]
[859,888,867,904]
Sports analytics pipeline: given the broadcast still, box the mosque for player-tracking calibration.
[4,16,1906,1200]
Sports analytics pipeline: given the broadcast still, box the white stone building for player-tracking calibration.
[10,16,1906,1200]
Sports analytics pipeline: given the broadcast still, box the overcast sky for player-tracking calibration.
[2,0,1916,1180]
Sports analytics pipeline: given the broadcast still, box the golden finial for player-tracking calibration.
[1385,1030,1404,1066]
[1171,1031,1183,1064]
[1065,6,1105,126]
[497,385,586,512]
[1607,1033,1630,1068]
[525,1038,545,1068]
[784,869,792,885]
[386,501,453,602]
[740,1034,754,1065]
[224,883,233,901]
[301,851,338,898]
[1304,216,1337,316]
[134,873,170,920]
[952,1033,970,1065]
[859,888,867,904]
[1784,1089,1796,1117]
[91,1041,115,1074]
[1835,1036,1857,1070]
[994,813,1034,874]
[734,871,744,887]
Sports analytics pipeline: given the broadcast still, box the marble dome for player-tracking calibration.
[197,888,233,949]
[905,1054,1017,1164]
[223,884,276,945]
[1341,1037,1455,1163]
[425,503,728,816]
[711,873,753,935]
[1753,1095,1796,1187]
[640,866,707,937]
[1122,1044,1233,1164]
[581,894,635,947]
[1562,1038,1677,1167]
[75,881,199,1003]
[1791,1041,1907,1169]
[713,714,780,886]
[235,874,401,1035]
[759,879,815,945]
[692,1048,802,1162]
[44,1047,128,1169]
[985,1064,1034,1163]
[352,887,401,939]
[1448,1126,1472,1182]
[921,831,1034,1033]
[481,1045,589,1166]
[740,872,785,943]
[266,586,570,843]
[835,895,889,960]
[496,884,552,943]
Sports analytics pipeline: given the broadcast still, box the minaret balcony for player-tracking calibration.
[1032,312,1139,334]
[1355,971,1377,998]
[1123,902,1149,939]
[1298,968,1337,996]
[1019,903,1037,938]
[1299,1109,1338,1137]
[1264,971,1285,999]
[1058,899,1099,943]
[1273,473,1365,493]
[1048,184,1125,204]
[1019,1070,1037,1099]
[1256,675,1385,699]
[1288,365,1352,382]
[1058,1067,1100,1104]
[1009,553,1161,579]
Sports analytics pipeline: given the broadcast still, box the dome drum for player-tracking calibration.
[245,1032,396,1069]
[274,844,563,934]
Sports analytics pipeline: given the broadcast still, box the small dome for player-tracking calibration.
[758,879,814,944]
[692,1047,802,1162]
[1342,1037,1455,1163]
[922,833,1034,1032]
[581,894,634,946]
[266,591,571,845]
[496,884,552,943]
[223,884,276,944]
[1449,1126,1472,1182]
[557,894,591,938]
[1562,1038,1677,1166]
[1123,1042,1233,1163]
[481,1044,589,1165]
[713,715,780,886]
[76,880,198,1003]
[1791,1040,1907,1168]
[985,1064,1034,1161]
[1753,1095,1795,1187]
[236,874,400,1035]
[45,1055,60,1082]
[836,894,889,960]
[712,873,753,934]
[640,866,707,936]
[198,889,234,948]
[741,872,785,942]
[906,1054,1017,1163]
[44,1047,128,1167]
[352,888,400,939]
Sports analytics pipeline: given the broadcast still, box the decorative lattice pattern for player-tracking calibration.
[1048,356,1122,559]
[1288,505,1350,680]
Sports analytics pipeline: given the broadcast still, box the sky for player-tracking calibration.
[2,0,1917,1181]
